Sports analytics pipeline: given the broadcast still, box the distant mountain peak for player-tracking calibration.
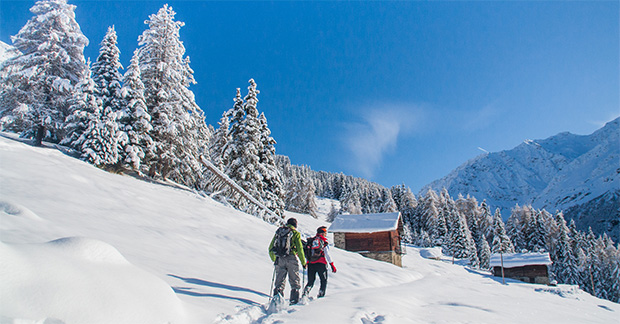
[422,117,620,242]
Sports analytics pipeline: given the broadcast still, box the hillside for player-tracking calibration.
[1,133,618,323]
[422,117,619,242]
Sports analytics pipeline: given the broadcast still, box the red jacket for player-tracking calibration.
[309,234,333,265]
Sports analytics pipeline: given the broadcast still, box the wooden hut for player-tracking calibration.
[490,252,552,285]
[328,212,405,267]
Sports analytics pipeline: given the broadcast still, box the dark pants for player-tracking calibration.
[304,262,328,297]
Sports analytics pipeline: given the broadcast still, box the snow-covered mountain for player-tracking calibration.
[422,117,619,242]
[2,133,619,323]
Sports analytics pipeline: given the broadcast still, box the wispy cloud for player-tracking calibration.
[342,104,420,178]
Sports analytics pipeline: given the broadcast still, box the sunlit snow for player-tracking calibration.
[1,133,618,323]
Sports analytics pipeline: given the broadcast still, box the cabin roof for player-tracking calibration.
[490,252,552,268]
[328,212,401,233]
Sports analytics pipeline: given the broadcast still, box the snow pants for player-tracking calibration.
[304,262,328,297]
[273,254,301,303]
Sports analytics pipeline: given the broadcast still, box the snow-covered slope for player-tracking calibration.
[422,117,619,241]
[1,133,618,323]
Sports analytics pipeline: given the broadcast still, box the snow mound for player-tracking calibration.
[0,200,42,220]
[0,238,186,324]
[420,247,443,260]
[47,236,129,264]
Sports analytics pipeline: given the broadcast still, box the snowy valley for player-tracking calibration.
[2,133,619,323]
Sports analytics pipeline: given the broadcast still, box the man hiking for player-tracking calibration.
[303,226,336,298]
[269,217,307,305]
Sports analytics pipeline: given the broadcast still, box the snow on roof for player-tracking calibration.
[328,212,401,233]
[489,252,552,268]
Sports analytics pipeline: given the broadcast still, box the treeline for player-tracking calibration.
[276,159,619,303]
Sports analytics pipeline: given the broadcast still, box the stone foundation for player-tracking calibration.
[360,251,402,267]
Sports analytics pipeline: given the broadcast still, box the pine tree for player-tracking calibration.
[209,111,232,170]
[91,26,125,165]
[0,0,89,145]
[92,26,124,119]
[380,188,398,212]
[527,210,548,252]
[326,201,339,222]
[257,111,285,217]
[62,73,100,150]
[478,234,492,270]
[120,50,154,172]
[137,4,210,185]
[225,80,263,200]
[491,208,515,253]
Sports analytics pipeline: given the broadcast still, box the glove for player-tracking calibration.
[330,262,337,273]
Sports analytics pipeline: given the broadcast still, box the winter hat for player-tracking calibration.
[317,226,327,234]
[287,218,297,227]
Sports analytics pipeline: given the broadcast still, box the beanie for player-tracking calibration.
[287,218,297,228]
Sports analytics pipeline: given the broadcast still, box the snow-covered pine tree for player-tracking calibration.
[257,111,285,217]
[120,49,153,172]
[391,184,418,234]
[326,201,339,222]
[64,71,118,167]
[447,207,478,265]
[0,0,89,145]
[137,4,210,186]
[550,212,571,283]
[491,208,515,254]
[91,26,125,166]
[380,187,398,212]
[527,210,548,252]
[478,234,492,270]
[62,72,102,151]
[209,111,232,171]
[479,200,494,242]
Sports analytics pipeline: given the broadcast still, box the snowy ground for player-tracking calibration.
[1,133,618,324]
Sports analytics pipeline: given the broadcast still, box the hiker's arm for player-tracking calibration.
[268,235,276,262]
[293,232,306,266]
[323,244,333,264]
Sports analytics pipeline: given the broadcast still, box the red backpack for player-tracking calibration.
[304,235,326,262]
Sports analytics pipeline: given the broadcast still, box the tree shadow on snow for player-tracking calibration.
[171,286,262,306]
[169,274,269,306]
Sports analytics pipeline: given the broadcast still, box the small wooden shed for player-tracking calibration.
[328,212,405,267]
[490,252,552,285]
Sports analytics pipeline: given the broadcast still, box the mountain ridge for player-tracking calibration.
[422,117,619,241]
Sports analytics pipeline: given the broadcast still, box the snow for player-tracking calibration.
[490,252,553,268]
[0,41,19,65]
[419,247,443,260]
[328,212,401,233]
[1,133,619,323]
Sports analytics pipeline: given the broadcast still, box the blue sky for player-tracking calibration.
[1,0,618,193]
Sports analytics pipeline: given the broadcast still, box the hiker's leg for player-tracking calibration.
[304,263,318,296]
[287,256,301,304]
[317,263,328,297]
[273,259,287,296]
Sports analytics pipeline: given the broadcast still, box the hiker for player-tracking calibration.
[269,217,307,305]
[303,226,336,298]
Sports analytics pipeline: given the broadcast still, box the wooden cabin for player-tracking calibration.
[490,252,552,285]
[328,212,405,267]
